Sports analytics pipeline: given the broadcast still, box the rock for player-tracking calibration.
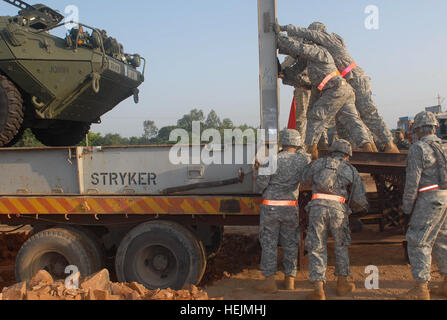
[110,283,138,300]
[93,289,110,300]
[2,281,26,300]
[28,270,53,289]
[80,269,110,292]
[128,282,148,296]
[151,289,174,300]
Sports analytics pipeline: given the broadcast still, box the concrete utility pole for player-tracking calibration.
[258,0,279,143]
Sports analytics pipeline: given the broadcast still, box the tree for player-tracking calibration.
[221,118,234,129]
[205,110,222,129]
[177,109,205,132]
[143,120,158,139]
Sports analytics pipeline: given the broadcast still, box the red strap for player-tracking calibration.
[262,200,298,207]
[312,194,346,204]
[287,97,297,130]
[341,62,358,78]
[318,71,341,91]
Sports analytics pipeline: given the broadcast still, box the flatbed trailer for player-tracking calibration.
[0,145,408,289]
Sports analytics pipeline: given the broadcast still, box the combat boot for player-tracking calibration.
[255,275,278,293]
[284,276,295,290]
[400,281,430,300]
[359,142,375,153]
[336,276,356,296]
[431,276,447,297]
[307,144,319,160]
[306,281,326,300]
[384,141,400,153]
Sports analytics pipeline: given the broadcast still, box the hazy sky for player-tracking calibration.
[1,0,446,137]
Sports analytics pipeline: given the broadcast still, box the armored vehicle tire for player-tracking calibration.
[115,221,204,290]
[61,226,105,273]
[32,121,91,147]
[15,228,95,282]
[0,75,24,147]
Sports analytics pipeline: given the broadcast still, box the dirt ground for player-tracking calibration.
[202,227,447,300]
[1,225,446,300]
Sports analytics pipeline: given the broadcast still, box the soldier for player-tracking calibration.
[401,111,447,300]
[255,129,311,292]
[276,33,376,160]
[277,22,399,153]
[302,139,369,300]
[395,128,411,151]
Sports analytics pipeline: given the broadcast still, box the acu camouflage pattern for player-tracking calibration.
[302,153,368,282]
[277,35,372,148]
[403,134,447,281]
[280,129,302,148]
[281,24,394,146]
[256,149,311,277]
[413,111,439,129]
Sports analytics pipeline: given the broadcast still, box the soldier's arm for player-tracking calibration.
[301,161,315,187]
[349,166,369,213]
[277,35,331,64]
[255,163,272,193]
[281,25,336,48]
[402,145,424,215]
[281,60,308,87]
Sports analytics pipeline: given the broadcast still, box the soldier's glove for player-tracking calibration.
[272,22,282,35]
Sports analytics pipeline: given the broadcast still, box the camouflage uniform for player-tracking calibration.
[277,35,372,149]
[281,57,311,140]
[256,131,311,277]
[403,134,447,282]
[302,142,368,282]
[281,24,394,146]
[396,138,411,151]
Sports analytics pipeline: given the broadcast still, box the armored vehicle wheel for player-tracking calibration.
[0,75,24,147]
[115,221,204,290]
[32,121,91,147]
[15,228,95,282]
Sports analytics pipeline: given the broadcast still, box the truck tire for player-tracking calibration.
[0,75,24,147]
[15,228,94,282]
[115,220,203,290]
[62,226,105,273]
[32,121,91,147]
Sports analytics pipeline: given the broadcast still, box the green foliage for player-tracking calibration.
[10,109,257,147]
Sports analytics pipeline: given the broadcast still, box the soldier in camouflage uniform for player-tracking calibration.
[255,129,311,292]
[280,57,335,148]
[276,22,398,153]
[276,33,376,160]
[395,128,411,151]
[401,111,447,300]
[302,139,369,300]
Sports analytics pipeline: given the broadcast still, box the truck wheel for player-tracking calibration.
[0,75,24,147]
[15,228,94,282]
[115,221,203,290]
[32,121,91,147]
[205,226,224,259]
[62,226,105,272]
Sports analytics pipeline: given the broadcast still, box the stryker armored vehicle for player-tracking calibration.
[0,0,145,146]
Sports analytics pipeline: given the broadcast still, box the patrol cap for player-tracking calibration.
[413,111,439,129]
[330,139,352,157]
[308,22,327,32]
[280,129,302,148]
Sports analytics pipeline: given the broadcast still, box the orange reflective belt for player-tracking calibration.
[418,184,440,193]
[341,62,357,78]
[262,200,298,207]
[317,71,341,91]
[312,194,346,204]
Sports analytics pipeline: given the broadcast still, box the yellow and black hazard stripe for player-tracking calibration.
[0,196,262,216]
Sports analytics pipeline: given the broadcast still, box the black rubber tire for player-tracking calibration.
[115,220,203,290]
[15,228,95,282]
[0,75,24,147]
[205,226,224,259]
[32,121,91,147]
[62,226,105,273]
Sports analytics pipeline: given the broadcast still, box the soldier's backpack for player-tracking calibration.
[313,157,344,194]
[425,141,447,189]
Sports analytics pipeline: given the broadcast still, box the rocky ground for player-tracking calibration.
[0,226,446,300]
